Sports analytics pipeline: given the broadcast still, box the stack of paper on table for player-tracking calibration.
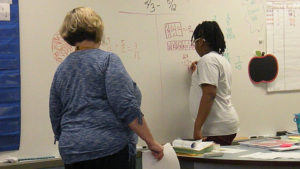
[239,138,297,149]
[269,145,300,152]
[288,136,300,142]
[172,139,214,155]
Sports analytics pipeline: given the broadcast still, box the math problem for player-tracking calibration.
[144,0,177,13]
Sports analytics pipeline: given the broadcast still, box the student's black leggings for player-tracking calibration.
[64,145,135,169]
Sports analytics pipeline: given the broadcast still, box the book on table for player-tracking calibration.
[172,139,214,155]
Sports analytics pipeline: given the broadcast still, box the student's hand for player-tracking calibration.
[190,61,198,73]
[193,129,204,140]
[147,140,164,160]
[194,132,202,140]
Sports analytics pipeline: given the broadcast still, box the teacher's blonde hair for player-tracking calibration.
[59,7,104,46]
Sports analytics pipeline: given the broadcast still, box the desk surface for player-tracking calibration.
[0,158,64,169]
[178,145,300,166]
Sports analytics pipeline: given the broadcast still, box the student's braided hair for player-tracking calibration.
[191,21,226,54]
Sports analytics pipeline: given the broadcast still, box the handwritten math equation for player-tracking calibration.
[144,0,177,13]
[224,51,242,71]
[164,22,194,50]
[162,21,195,68]
[213,15,242,71]
[181,53,192,68]
[101,37,140,60]
[164,22,194,51]
[165,22,193,39]
[242,0,264,33]
[52,32,75,63]
[225,14,235,40]
[51,33,140,62]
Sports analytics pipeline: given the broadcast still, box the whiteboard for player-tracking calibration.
[1,0,300,160]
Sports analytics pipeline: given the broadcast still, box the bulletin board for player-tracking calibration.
[0,0,20,152]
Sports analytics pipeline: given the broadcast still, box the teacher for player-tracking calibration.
[49,7,163,169]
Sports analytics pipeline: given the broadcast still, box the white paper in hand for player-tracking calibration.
[142,143,180,169]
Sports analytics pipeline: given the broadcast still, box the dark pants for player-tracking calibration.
[64,145,135,169]
[205,133,237,145]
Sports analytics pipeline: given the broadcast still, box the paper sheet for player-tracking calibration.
[142,143,180,169]
[240,152,300,159]
[266,0,300,91]
[0,3,10,21]
[219,147,247,154]
[270,145,300,152]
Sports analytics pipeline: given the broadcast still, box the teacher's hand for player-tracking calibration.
[147,140,164,160]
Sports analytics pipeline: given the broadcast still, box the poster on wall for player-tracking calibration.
[266,0,300,92]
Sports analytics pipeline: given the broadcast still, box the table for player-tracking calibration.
[2,145,299,169]
[178,145,300,169]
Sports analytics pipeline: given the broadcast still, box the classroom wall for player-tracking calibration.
[1,0,300,160]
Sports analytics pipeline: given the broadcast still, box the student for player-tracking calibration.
[189,21,239,145]
[49,7,163,169]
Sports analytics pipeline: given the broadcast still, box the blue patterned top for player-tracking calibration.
[49,49,142,164]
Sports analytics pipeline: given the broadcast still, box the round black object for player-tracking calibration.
[248,54,278,84]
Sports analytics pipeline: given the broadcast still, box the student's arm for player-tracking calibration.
[193,84,216,140]
[129,117,164,160]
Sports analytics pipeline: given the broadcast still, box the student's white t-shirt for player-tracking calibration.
[189,51,239,136]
